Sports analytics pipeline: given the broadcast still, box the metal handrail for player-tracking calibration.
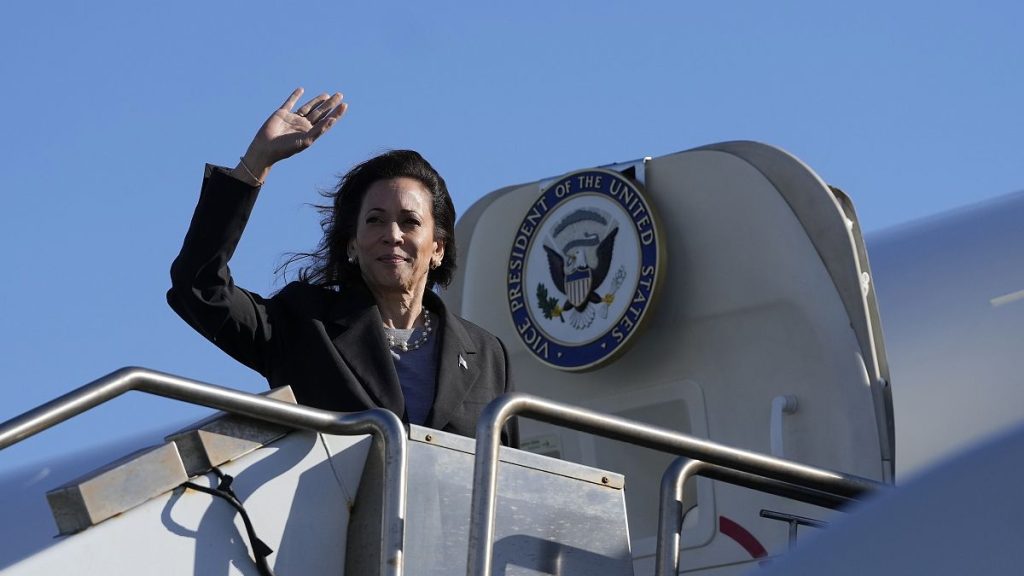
[759,509,829,551]
[0,366,408,576]
[655,458,867,576]
[467,393,885,576]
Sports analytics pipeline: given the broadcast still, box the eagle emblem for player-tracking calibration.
[507,166,660,371]
[537,208,626,329]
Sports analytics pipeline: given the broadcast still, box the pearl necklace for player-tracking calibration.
[385,309,433,352]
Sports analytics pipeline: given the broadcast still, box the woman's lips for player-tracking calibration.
[377,255,409,264]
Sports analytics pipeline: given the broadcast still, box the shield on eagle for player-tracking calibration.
[565,268,592,308]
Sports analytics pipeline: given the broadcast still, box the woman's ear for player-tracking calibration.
[347,242,357,264]
[433,240,445,268]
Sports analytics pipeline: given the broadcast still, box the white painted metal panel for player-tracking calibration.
[0,432,371,575]
[446,142,888,572]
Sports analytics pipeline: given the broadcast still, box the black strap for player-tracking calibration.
[184,468,276,576]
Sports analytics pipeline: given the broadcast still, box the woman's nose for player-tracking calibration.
[384,222,403,243]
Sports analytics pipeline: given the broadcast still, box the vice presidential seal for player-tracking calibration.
[507,169,662,371]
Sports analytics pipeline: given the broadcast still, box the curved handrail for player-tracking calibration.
[655,457,863,576]
[468,393,885,576]
[0,366,408,576]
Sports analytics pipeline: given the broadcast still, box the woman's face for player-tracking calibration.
[349,177,444,299]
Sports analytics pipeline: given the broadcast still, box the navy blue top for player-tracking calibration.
[386,327,440,425]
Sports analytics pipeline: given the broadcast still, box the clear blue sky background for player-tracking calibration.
[1,1,1021,470]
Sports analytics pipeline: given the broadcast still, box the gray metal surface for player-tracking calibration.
[0,366,409,576]
[346,434,390,576]
[166,385,297,476]
[409,425,624,489]
[45,442,187,535]
[694,142,890,392]
[831,186,895,481]
[404,427,632,576]
[692,142,895,482]
[468,394,885,576]
[654,458,860,576]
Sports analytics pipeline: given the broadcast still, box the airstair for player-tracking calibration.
[0,368,880,575]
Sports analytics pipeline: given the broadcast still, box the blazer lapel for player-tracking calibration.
[427,295,480,431]
[327,289,405,417]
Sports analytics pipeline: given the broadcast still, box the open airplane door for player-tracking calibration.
[445,141,894,573]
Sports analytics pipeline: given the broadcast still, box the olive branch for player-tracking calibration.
[536,283,562,320]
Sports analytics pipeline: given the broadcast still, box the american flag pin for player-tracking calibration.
[458,355,468,370]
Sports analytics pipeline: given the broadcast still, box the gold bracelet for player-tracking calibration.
[238,156,265,186]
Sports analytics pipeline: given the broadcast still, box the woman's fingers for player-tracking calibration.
[305,92,344,125]
[306,97,348,141]
[325,95,347,121]
[251,89,346,163]
[279,87,305,112]
[241,88,345,170]
[296,93,330,118]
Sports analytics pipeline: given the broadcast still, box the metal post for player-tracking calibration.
[468,393,884,576]
[0,366,408,576]
[655,458,857,576]
[759,510,830,550]
[655,458,697,576]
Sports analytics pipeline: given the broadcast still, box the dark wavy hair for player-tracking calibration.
[282,150,457,290]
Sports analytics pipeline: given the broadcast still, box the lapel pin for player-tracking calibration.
[458,354,468,370]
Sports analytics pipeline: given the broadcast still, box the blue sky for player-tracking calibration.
[1,1,1022,469]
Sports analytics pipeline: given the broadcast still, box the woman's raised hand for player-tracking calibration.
[234,88,348,185]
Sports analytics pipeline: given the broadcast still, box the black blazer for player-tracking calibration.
[168,166,514,442]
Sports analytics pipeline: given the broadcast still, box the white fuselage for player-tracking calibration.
[868,190,1024,478]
